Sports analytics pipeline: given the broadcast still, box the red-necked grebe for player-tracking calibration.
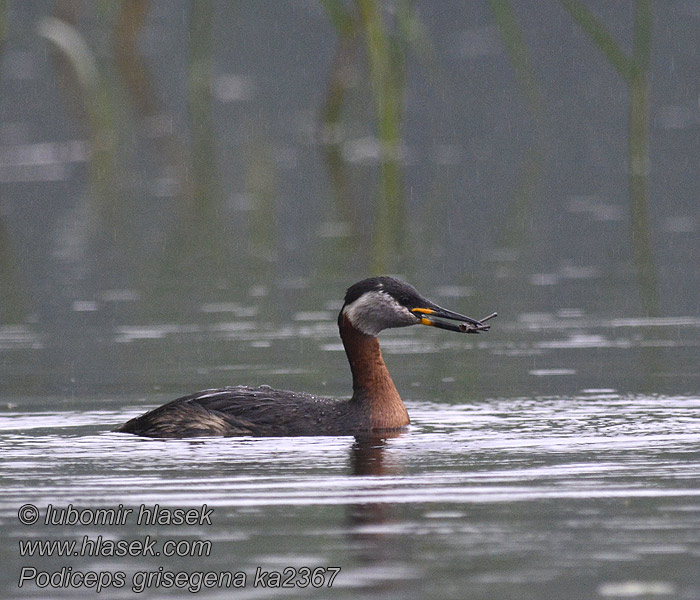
[116,276,496,438]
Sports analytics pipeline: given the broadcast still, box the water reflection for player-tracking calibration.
[320,0,411,273]
[347,435,420,596]
[1,394,699,598]
[560,0,657,315]
[0,1,696,328]
[2,3,700,598]
[113,0,190,201]
[348,435,398,530]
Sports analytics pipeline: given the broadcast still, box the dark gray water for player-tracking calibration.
[2,307,700,599]
[2,2,700,599]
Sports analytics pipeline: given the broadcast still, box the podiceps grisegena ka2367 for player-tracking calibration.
[116,277,496,438]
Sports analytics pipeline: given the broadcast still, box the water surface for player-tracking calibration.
[2,2,700,598]
[2,313,699,599]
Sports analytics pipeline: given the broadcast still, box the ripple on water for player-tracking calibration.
[0,325,43,350]
[0,394,699,514]
[1,394,699,600]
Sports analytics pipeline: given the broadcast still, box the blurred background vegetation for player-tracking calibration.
[0,0,698,336]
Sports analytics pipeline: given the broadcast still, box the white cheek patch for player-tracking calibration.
[343,290,419,336]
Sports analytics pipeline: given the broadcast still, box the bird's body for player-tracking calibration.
[116,277,495,438]
[118,386,364,438]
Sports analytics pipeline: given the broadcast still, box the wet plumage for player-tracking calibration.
[116,277,495,438]
[118,386,370,437]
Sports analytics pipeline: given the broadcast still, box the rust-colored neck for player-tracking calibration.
[339,313,410,430]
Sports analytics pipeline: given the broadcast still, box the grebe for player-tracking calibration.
[116,277,496,438]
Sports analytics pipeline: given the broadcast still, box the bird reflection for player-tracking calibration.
[347,433,419,597]
[348,434,398,529]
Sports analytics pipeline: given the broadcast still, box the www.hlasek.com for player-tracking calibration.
[16,503,340,593]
